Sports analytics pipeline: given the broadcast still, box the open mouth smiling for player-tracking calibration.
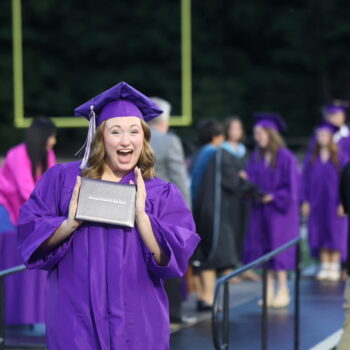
[117,149,133,156]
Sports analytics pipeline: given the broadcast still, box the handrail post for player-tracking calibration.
[212,284,221,350]
[223,281,229,349]
[211,238,301,350]
[0,276,5,350]
[294,241,301,350]
[261,265,268,350]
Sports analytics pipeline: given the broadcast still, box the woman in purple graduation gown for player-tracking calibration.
[301,121,348,282]
[324,102,350,160]
[243,113,299,309]
[17,82,200,350]
[305,102,350,160]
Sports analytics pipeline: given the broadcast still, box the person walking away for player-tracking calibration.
[221,117,261,282]
[149,96,193,325]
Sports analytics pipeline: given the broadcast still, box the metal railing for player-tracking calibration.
[212,236,302,350]
[0,264,27,350]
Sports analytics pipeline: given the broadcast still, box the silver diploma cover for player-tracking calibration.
[75,177,136,227]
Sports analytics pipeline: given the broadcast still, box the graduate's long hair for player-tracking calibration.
[82,119,155,180]
[312,138,340,167]
[258,128,286,168]
[25,117,56,181]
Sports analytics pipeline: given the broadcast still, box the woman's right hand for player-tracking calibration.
[338,204,346,217]
[67,176,83,230]
[261,194,274,204]
[239,170,248,180]
[301,202,310,217]
[40,176,83,251]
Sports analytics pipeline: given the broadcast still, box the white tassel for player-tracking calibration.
[76,105,96,170]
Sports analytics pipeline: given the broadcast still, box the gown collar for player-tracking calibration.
[119,169,136,184]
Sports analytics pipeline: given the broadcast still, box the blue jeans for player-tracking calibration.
[0,205,15,233]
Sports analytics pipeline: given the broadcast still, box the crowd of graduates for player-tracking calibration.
[190,101,349,311]
[0,94,349,344]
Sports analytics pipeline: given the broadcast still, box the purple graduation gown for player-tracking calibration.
[338,135,350,161]
[17,161,200,350]
[302,154,348,261]
[243,148,300,270]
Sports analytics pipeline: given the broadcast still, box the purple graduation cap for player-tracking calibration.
[74,81,163,169]
[315,120,339,134]
[322,100,349,116]
[253,112,287,133]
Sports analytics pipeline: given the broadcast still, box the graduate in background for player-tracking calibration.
[306,101,350,160]
[324,101,350,160]
[0,117,56,330]
[191,119,259,309]
[301,121,348,281]
[0,117,56,229]
[244,113,299,309]
[17,82,200,350]
[221,117,260,282]
[149,96,194,325]
[190,119,225,310]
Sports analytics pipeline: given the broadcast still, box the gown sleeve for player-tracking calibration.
[300,154,312,203]
[8,146,35,202]
[145,183,200,279]
[340,161,350,214]
[221,150,259,196]
[246,152,258,184]
[270,152,299,213]
[17,164,72,271]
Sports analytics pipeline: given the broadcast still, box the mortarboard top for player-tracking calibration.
[253,112,287,133]
[315,121,339,134]
[74,81,163,126]
[323,100,349,116]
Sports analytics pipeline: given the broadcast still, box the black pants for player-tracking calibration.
[164,278,182,322]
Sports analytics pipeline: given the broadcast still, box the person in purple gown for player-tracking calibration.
[305,101,350,161]
[324,102,350,160]
[243,113,300,308]
[301,121,348,281]
[17,82,200,350]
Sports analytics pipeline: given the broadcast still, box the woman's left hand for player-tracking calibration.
[133,167,147,218]
[261,194,274,204]
[239,170,248,180]
[131,167,168,265]
[338,204,346,217]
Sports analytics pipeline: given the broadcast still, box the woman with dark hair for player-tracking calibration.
[17,82,199,350]
[0,117,56,328]
[302,122,348,281]
[190,119,225,310]
[0,117,56,230]
[25,117,57,181]
[190,119,224,202]
[244,113,299,308]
